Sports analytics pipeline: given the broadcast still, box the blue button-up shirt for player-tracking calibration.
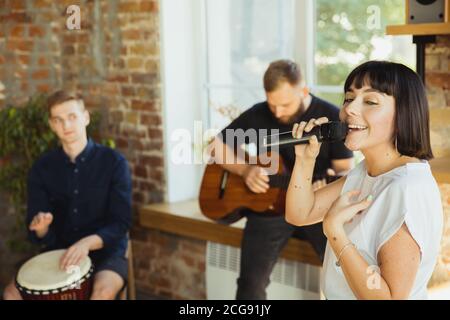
[26,139,132,258]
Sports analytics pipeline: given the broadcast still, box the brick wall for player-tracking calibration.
[0,0,168,295]
[426,35,450,287]
[132,228,207,299]
[427,35,450,158]
[431,183,450,287]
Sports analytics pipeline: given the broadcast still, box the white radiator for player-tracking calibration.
[206,241,321,300]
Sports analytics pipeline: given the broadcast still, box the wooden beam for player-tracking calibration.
[446,0,450,23]
[386,22,450,36]
[406,0,410,24]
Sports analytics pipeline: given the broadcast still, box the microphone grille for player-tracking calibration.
[321,122,348,142]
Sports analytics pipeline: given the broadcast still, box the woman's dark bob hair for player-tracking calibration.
[344,60,433,160]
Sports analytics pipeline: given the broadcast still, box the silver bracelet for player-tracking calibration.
[335,242,356,267]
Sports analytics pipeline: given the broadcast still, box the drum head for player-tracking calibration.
[16,249,92,291]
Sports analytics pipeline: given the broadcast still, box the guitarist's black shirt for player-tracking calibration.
[219,94,353,179]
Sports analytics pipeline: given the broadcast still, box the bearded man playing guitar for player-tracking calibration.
[209,60,354,300]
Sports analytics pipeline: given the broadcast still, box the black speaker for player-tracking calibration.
[408,0,445,24]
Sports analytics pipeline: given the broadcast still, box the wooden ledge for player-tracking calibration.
[386,23,450,36]
[139,200,322,266]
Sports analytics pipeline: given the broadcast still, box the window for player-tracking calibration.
[162,0,416,201]
[313,0,416,105]
[204,0,295,130]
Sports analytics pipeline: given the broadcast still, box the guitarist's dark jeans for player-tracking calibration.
[236,209,326,300]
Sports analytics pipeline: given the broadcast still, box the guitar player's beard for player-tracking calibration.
[274,101,306,125]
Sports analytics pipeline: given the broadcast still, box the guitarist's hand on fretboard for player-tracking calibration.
[242,165,270,194]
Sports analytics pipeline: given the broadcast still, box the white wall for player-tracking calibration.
[160,0,206,202]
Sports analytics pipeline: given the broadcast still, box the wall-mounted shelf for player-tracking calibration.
[386,1,450,84]
[386,22,450,36]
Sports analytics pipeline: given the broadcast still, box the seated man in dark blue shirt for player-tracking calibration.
[3,90,132,300]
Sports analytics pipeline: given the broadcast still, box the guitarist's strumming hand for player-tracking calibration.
[242,165,270,194]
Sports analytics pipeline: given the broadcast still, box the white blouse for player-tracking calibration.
[321,160,443,299]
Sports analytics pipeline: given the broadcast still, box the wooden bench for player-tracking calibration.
[138,200,322,266]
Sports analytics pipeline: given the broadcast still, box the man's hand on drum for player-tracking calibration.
[29,212,53,238]
[60,238,90,271]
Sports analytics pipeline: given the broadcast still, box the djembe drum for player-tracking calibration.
[15,249,94,300]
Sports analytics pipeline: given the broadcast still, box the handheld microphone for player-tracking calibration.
[263,121,348,148]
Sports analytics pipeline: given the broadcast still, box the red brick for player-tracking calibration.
[179,241,206,255]
[121,86,136,97]
[113,58,126,69]
[10,25,25,37]
[102,83,119,95]
[131,73,157,84]
[115,137,128,149]
[145,140,163,150]
[135,165,148,178]
[0,55,5,64]
[427,72,450,90]
[29,26,45,38]
[139,181,157,191]
[140,1,158,13]
[63,34,78,43]
[132,100,157,111]
[139,155,163,167]
[32,69,50,80]
[63,46,75,55]
[127,57,143,69]
[119,2,140,13]
[140,113,161,125]
[125,112,139,125]
[17,54,30,65]
[7,39,33,52]
[107,74,129,83]
[33,0,52,8]
[122,30,141,41]
[37,56,47,65]
[181,255,195,267]
[0,13,31,23]
[144,60,159,73]
[130,44,156,56]
[137,87,160,100]
[77,33,90,43]
[148,128,162,139]
[11,0,26,11]
[37,84,50,92]
[149,169,163,182]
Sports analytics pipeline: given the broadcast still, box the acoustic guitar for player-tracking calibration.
[199,152,289,224]
[199,151,341,224]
